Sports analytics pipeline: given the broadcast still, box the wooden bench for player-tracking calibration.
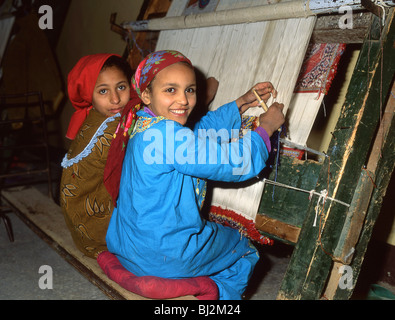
[1,186,195,300]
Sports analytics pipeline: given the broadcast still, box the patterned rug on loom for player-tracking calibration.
[294,43,346,96]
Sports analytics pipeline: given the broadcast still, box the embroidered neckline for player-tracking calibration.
[61,113,120,168]
[130,115,166,139]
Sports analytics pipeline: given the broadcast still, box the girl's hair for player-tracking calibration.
[101,55,133,82]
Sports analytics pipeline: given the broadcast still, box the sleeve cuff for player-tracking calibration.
[254,126,271,153]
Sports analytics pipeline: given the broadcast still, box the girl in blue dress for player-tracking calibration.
[105,50,284,299]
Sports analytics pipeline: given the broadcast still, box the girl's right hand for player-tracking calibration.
[258,102,285,137]
[236,82,276,114]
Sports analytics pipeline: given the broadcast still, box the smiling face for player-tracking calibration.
[92,66,130,117]
[141,62,196,125]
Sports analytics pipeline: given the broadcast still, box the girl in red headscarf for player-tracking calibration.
[105,50,285,299]
[60,53,133,258]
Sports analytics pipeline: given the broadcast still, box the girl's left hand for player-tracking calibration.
[236,82,277,114]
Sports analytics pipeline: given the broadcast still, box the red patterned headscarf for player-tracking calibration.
[66,53,120,140]
[104,50,192,205]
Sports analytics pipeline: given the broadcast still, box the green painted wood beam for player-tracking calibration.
[333,100,395,299]
[277,10,395,300]
[258,157,321,228]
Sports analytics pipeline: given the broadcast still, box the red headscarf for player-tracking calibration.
[103,50,193,206]
[66,53,120,140]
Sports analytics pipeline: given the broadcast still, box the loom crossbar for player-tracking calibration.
[122,0,395,31]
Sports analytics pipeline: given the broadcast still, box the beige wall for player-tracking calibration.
[56,0,144,148]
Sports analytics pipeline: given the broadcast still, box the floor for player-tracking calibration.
[0,198,291,300]
[0,212,108,300]
[0,148,394,300]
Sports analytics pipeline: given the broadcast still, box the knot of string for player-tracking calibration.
[312,189,328,227]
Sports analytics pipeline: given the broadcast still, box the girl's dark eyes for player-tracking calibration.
[99,85,126,94]
[165,87,196,93]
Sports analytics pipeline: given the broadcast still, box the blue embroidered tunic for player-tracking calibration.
[106,101,270,299]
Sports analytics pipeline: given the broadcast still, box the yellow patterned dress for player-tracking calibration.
[60,109,120,258]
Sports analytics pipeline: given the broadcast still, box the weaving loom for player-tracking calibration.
[155,0,319,242]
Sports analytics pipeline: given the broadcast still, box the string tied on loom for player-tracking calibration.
[312,189,328,227]
[262,178,349,205]
[261,177,353,262]
[261,178,350,224]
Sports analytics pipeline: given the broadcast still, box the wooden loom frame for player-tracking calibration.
[276,10,395,300]
[125,0,395,300]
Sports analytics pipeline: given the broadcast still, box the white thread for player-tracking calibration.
[262,178,349,207]
[344,247,355,261]
[261,178,350,227]
[313,210,319,227]
[376,0,390,7]
[374,0,387,25]
[309,189,315,201]
[313,189,328,227]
